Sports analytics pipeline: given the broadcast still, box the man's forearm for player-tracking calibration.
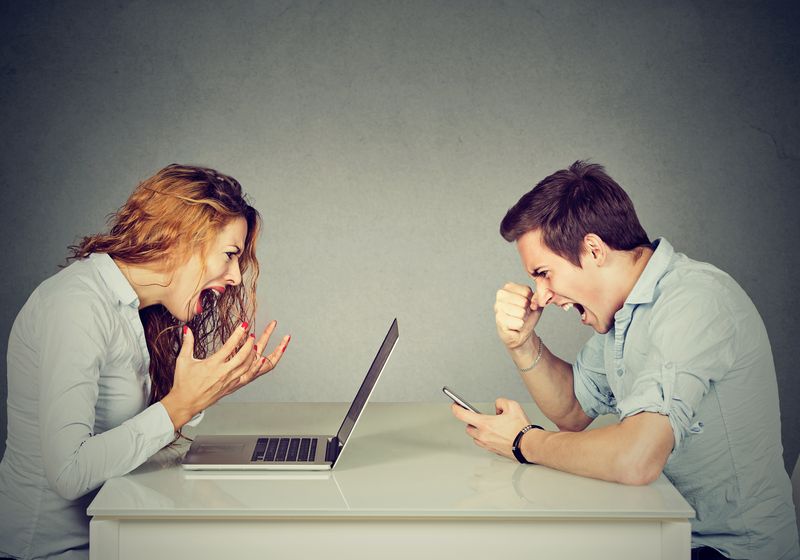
[508,336,591,431]
[521,412,674,485]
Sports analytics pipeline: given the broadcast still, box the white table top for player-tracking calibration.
[88,402,694,520]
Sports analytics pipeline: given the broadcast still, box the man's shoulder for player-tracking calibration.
[656,253,740,304]
[645,252,760,340]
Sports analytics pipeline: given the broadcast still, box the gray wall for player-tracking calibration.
[2,1,799,469]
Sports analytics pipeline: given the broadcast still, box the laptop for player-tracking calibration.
[182,318,398,471]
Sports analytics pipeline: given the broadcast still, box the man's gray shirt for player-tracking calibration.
[573,238,798,559]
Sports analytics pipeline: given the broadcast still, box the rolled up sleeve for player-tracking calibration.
[616,285,735,451]
[573,333,617,418]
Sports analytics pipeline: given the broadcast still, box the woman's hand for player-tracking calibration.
[161,320,290,430]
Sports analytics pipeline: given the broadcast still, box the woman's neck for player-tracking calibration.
[112,258,168,309]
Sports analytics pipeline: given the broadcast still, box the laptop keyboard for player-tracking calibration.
[251,437,318,462]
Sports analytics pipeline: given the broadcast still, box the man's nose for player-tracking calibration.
[534,281,553,307]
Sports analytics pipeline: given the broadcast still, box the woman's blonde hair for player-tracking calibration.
[67,164,262,404]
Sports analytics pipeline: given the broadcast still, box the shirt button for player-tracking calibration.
[616,368,624,376]
[665,362,673,369]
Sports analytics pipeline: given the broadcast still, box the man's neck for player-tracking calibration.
[620,246,654,301]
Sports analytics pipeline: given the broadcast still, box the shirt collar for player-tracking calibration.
[88,253,140,308]
[623,237,675,306]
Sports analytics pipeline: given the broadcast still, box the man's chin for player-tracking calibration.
[590,319,612,334]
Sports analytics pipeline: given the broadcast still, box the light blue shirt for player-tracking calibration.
[0,254,195,559]
[573,238,799,559]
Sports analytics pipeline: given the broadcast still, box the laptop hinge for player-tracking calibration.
[325,437,341,463]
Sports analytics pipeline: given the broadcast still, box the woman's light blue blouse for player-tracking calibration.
[0,254,185,559]
[573,238,799,560]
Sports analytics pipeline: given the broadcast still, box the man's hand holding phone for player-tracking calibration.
[447,391,538,462]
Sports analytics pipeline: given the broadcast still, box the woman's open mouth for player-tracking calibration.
[196,287,224,315]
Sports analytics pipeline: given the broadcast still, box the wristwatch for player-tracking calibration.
[512,424,543,464]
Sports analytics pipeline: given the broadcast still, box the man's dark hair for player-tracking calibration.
[500,161,650,266]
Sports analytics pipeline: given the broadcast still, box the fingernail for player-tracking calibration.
[183,325,188,335]
[253,344,257,352]
[250,333,255,338]
[241,321,248,329]
[282,336,291,353]
[261,357,266,364]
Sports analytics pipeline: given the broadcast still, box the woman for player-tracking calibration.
[0,164,289,559]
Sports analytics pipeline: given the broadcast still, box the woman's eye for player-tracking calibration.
[225,252,236,260]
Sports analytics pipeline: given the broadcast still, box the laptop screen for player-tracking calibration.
[334,318,399,446]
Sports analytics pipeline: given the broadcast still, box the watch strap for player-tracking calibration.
[512,424,543,464]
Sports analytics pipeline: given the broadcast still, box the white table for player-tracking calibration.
[88,402,694,559]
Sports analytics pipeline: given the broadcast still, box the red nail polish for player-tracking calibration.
[182,325,188,335]
[261,357,266,364]
[250,333,255,338]
[241,321,248,329]
[253,344,257,352]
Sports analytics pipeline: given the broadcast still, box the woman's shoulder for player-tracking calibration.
[29,256,119,320]
[38,256,105,295]
[11,257,118,347]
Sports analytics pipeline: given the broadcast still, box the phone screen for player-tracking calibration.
[442,386,481,414]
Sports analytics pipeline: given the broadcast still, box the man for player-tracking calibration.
[451,161,799,559]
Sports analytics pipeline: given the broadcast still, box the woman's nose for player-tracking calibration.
[226,261,242,286]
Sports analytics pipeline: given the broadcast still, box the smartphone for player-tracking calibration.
[442,386,481,414]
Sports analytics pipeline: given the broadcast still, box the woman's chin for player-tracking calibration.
[166,304,194,323]
[181,299,203,322]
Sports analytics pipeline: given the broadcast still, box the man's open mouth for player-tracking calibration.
[561,302,586,321]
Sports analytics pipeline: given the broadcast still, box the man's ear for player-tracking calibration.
[583,234,607,266]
